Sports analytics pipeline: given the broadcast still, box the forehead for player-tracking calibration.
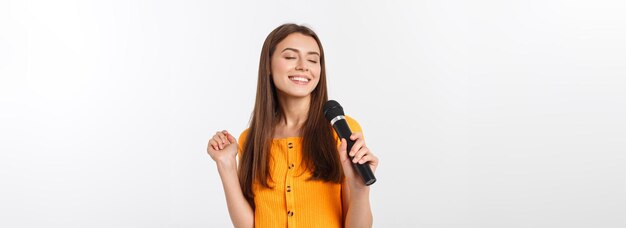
[276,33,320,53]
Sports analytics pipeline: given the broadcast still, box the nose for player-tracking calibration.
[295,59,309,72]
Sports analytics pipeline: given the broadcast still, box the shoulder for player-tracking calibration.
[238,128,250,145]
[344,115,363,133]
[331,115,364,138]
[237,128,250,160]
[333,115,365,145]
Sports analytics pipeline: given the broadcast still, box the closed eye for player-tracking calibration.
[308,60,318,63]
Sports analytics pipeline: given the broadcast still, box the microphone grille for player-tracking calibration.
[323,100,344,121]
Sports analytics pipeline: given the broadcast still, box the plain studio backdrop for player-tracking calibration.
[1,0,625,227]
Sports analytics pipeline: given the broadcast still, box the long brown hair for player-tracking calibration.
[238,24,341,209]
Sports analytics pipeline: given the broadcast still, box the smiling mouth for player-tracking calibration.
[289,76,310,84]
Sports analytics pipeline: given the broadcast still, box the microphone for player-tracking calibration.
[324,100,377,186]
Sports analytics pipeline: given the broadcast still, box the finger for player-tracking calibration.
[216,131,228,145]
[357,153,377,164]
[355,153,378,174]
[352,147,370,163]
[224,131,237,144]
[213,134,225,149]
[338,138,348,161]
[221,130,229,138]
[349,136,366,157]
[338,138,355,176]
[208,138,219,151]
[219,132,232,148]
[366,154,379,172]
[349,132,363,141]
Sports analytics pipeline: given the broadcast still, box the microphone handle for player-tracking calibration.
[333,119,377,186]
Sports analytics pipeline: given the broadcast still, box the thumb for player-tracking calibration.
[338,138,355,178]
[338,138,348,162]
[224,131,237,144]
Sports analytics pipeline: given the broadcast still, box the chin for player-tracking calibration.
[280,90,314,99]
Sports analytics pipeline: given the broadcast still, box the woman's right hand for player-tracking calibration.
[207,130,238,164]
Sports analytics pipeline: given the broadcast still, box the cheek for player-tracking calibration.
[271,59,290,75]
[312,66,322,79]
[311,70,322,86]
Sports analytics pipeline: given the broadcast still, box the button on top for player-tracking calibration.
[287,142,293,149]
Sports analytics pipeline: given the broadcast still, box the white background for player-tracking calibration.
[1,0,625,227]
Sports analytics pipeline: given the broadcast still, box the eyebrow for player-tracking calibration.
[281,47,320,56]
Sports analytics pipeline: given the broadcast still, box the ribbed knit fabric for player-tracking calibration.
[238,116,362,228]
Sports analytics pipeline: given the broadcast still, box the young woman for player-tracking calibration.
[207,23,379,228]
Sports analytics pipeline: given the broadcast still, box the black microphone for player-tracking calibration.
[324,100,376,186]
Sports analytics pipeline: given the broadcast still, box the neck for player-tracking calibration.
[277,93,310,130]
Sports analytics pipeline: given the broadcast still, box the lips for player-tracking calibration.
[288,76,310,84]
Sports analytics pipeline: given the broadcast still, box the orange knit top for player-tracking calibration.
[237,116,363,228]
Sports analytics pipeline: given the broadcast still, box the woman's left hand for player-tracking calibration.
[338,132,379,189]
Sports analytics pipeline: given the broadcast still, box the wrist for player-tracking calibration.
[215,157,237,171]
[350,185,370,195]
[346,180,370,195]
[348,186,371,206]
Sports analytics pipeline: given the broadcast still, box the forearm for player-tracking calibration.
[216,160,254,228]
[344,186,373,228]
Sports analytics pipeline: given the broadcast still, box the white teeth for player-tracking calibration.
[289,76,309,82]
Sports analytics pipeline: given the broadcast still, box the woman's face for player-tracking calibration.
[271,33,322,99]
